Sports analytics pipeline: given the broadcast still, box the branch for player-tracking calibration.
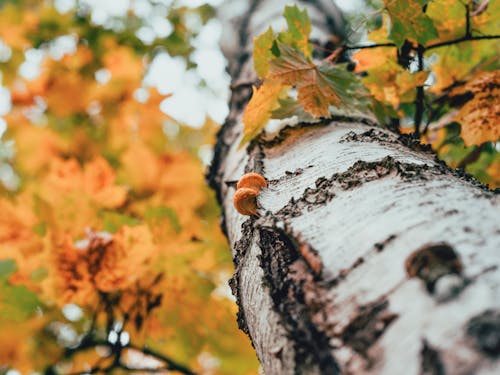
[427,34,500,50]
[117,364,169,372]
[343,35,500,53]
[457,143,487,170]
[465,2,472,38]
[343,42,396,50]
[127,344,198,375]
[471,0,490,16]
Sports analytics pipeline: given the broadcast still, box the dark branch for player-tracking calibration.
[116,364,169,373]
[413,44,425,137]
[127,344,198,375]
[427,34,500,50]
[344,42,396,50]
[465,3,472,38]
[343,35,500,53]
[457,144,487,170]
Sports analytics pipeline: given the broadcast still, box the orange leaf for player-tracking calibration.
[268,43,354,117]
[453,71,500,146]
[84,157,127,208]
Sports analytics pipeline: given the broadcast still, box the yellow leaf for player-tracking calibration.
[241,81,287,146]
[120,141,161,193]
[367,14,391,43]
[353,48,396,72]
[426,0,466,43]
[396,70,429,103]
[361,59,428,108]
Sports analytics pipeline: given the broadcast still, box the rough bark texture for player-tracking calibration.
[209,1,500,374]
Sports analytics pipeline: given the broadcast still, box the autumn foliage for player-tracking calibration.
[243,2,499,188]
[0,1,257,374]
[0,0,499,374]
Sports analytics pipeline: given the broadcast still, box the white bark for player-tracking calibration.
[210,1,500,374]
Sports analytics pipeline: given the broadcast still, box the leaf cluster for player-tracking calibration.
[241,5,367,146]
[244,1,499,187]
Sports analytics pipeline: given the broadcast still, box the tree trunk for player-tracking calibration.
[209,1,500,374]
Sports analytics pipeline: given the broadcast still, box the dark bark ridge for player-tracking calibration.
[258,228,340,374]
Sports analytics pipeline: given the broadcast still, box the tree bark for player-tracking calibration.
[209,1,500,374]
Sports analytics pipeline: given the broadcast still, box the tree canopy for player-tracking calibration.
[0,1,257,373]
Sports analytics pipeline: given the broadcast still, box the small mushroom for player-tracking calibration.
[236,172,268,191]
[233,173,267,216]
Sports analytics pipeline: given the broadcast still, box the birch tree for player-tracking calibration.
[209,0,500,373]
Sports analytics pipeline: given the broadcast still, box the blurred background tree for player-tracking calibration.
[0,0,258,374]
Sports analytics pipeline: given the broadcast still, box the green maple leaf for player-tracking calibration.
[271,97,317,122]
[385,0,439,48]
[282,5,312,58]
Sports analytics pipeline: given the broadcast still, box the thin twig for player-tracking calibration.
[344,42,396,50]
[322,47,344,62]
[471,0,490,16]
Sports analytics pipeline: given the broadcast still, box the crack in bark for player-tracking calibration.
[374,234,397,252]
[258,116,379,148]
[339,128,394,145]
[335,128,500,194]
[337,299,398,359]
[339,128,435,155]
[245,142,266,174]
[273,156,440,218]
[267,166,314,186]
